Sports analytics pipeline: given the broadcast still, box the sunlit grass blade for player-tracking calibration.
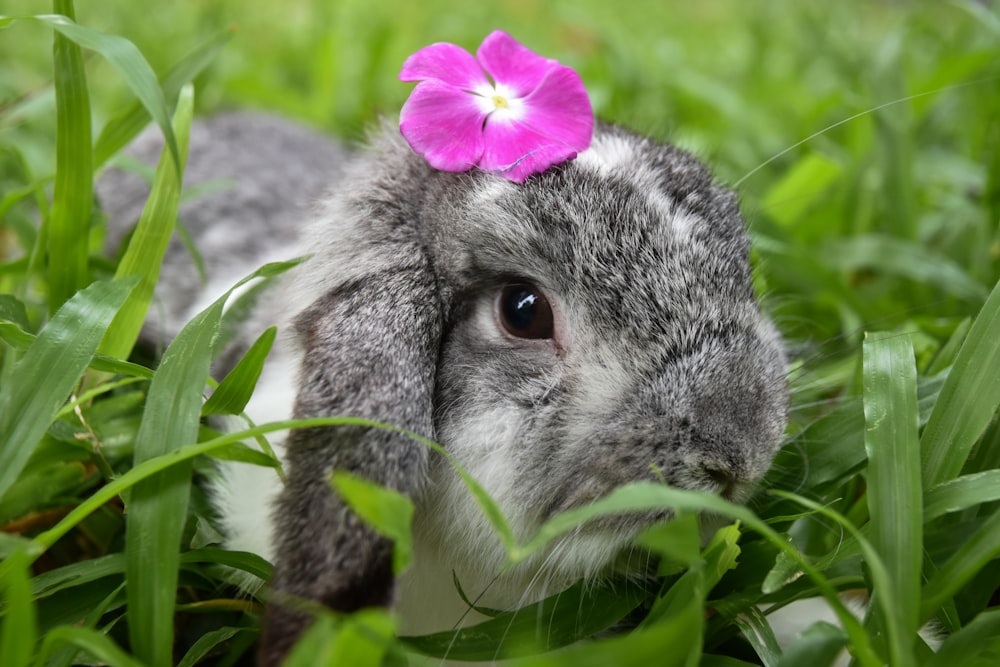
[202,325,276,416]
[32,13,179,175]
[98,84,192,360]
[0,549,36,667]
[760,151,842,228]
[924,470,1000,521]
[862,332,921,645]
[921,278,1000,486]
[332,471,414,575]
[123,259,300,667]
[46,0,92,313]
[643,523,738,634]
[0,278,135,500]
[94,29,233,168]
[284,610,395,667]
[0,315,155,380]
[124,293,224,667]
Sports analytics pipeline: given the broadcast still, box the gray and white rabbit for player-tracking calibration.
[98,111,789,664]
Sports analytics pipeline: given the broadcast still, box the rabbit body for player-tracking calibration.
[99,112,789,661]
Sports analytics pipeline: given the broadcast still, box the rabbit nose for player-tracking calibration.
[699,461,741,498]
[703,462,735,487]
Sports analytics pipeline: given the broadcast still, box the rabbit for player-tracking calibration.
[98,112,790,664]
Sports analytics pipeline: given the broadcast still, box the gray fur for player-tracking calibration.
[99,114,788,664]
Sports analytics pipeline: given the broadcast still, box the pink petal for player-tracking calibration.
[399,42,489,91]
[517,65,594,152]
[479,117,579,182]
[399,79,486,172]
[476,30,557,98]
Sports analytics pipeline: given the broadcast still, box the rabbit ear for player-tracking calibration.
[259,178,443,662]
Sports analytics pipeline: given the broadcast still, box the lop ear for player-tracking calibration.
[259,164,444,662]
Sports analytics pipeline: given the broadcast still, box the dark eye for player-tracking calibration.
[497,283,554,340]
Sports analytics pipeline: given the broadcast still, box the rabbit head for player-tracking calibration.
[260,121,788,661]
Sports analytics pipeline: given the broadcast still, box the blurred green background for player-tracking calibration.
[2,0,999,354]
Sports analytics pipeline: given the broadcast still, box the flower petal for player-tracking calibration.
[479,117,579,182]
[399,42,489,91]
[518,65,594,152]
[399,80,486,172]
[476,30,557,98]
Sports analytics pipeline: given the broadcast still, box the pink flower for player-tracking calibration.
[399,30,594,182]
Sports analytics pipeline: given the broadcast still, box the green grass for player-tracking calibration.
[1,0,999,665]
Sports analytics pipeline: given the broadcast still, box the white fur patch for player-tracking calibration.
[645,188,697,239]
[576,134,637,175]
[564,350,630,443]
[470,178,517,212]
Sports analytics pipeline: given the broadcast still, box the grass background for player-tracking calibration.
[1,0,999,665]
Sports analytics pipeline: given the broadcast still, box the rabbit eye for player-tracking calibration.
[497,283,554,340]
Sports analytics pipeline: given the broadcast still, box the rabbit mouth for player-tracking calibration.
[541,464,754,525]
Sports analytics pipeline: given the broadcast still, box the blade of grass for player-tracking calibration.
[641,524,736,659]
[0,295,29,331]
[921,278,1000,486]
[734,605,782,667]
[0,549,37,667]
[926,317,972,376]
[507,604,703,667]
[27,554,125,600]
[41,582,128,667]
[176,627,250,667]
[403,580,646,661]
[98,83,192,360]
[862,332,921,647]
[332,471,414,575]
[26,418,367,558]
[0,278,136,501]
[46,0,92,313]
[94,28,233,168]
[32,13,179,176]
[0,315,154,379]
[924,470,1000,521]
[32,626,144,667]
[201,326,276,416]
[920,508,1000,621]
[123,259,299,667]
[284,610,395,667]
[124,291,224,667]
[773,622,846,667]
[179,547,273,583]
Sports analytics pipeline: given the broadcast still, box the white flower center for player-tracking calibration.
[474,83,524,122]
